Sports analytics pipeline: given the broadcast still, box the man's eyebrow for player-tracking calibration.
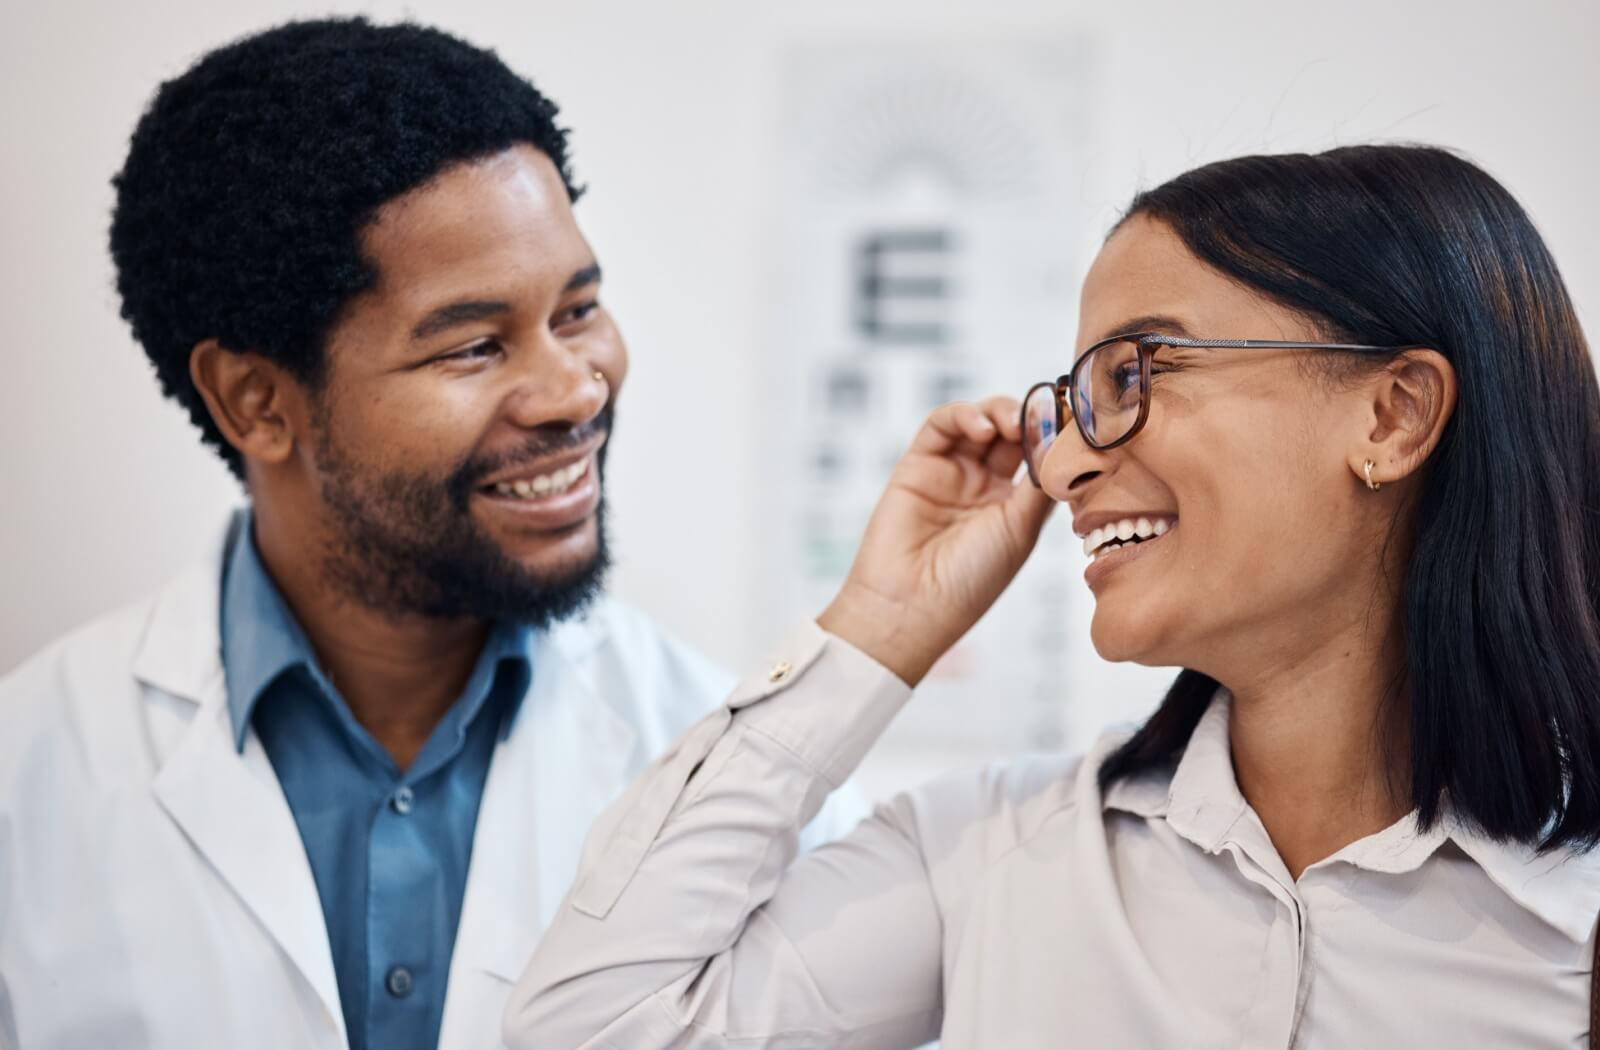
[411,300,513,342]
[564,262,602,292]
[408,265,602,342]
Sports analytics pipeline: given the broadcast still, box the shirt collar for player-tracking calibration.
[1099,691,1246,850]
[452,615,533,746]
[219,513,317,751]
[1445,820,1600,943]
[219,511,534,753]
[1101,689,1600,943]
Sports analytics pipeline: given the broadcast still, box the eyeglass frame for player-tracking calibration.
[1021,331,1429,486]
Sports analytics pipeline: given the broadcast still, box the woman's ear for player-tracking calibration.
[189,339,302,468]
[1348,349,1459,489]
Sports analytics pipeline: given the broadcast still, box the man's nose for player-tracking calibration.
[504,333,610,430]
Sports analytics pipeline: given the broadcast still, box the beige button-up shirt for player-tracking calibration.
[507,624,1600,1049]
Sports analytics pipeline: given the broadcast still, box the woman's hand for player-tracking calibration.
[817,397,1055,686]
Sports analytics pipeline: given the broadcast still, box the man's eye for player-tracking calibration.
[560,301,600,326]
[440,339,501,363]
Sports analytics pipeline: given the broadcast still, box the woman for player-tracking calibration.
[505,145,1600,1048]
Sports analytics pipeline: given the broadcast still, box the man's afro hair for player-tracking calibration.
[109,17,581,478]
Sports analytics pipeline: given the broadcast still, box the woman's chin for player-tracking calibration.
[1088,605,1173,667]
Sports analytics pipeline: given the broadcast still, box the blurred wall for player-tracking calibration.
[3,0,1596,792]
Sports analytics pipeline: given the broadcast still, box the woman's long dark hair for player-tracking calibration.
[1096,145,1600,852]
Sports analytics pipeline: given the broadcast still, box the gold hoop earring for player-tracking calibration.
[1364,460,1382,492]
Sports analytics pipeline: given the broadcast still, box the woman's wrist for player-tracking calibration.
[816,585,943,688]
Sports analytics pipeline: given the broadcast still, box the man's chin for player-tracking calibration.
[490,502,609,584]
[486,511,600,568]
[512,542,604,593]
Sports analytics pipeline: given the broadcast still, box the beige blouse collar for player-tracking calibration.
[1101,690,1600,942]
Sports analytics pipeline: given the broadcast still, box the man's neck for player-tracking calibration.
[1215,605,1411,882]
[252,511,490,773]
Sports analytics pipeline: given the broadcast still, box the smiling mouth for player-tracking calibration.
[1083,516,1177,560]
[478,455,594,502]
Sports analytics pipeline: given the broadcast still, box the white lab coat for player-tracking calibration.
[0,520,861,1050]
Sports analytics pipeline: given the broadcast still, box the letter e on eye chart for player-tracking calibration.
[761,39,1132,795]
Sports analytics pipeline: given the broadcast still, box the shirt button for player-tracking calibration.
[391,786,414,815]
[385,965,414,998]
[768,661,792,683]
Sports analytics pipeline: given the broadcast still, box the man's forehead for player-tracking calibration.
[360,145,586,292]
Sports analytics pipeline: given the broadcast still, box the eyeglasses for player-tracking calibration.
[1020,332,1424,487]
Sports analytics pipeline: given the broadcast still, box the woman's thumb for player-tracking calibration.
[1007,476,1057,550]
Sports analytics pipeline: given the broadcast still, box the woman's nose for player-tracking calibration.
[1038,420,1114,505]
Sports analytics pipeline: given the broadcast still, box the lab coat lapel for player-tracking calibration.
[136,532,347,1046]
[437,618,636,1048]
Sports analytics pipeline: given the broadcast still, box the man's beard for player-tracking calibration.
[311,407,613,629]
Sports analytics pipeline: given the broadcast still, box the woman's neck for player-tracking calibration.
[1217,609,1411,881]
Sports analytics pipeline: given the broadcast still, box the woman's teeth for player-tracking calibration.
[1083,516,1175,559]
[491,459,589,500]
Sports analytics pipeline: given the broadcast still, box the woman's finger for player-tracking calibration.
[983,438,1024,480]
[977,395,1025,445]
[908,402,978,456]
[915,401,998,454]
[1006,468,1057,538]
[955,402,999,446]
[911,398,1023,455]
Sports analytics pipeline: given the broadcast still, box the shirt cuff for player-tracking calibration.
[728,621,914,789]
[570,621,910,921]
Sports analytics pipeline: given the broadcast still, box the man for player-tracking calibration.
[0,19,859,1050]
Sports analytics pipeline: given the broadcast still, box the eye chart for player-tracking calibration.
[762,41,1100,791]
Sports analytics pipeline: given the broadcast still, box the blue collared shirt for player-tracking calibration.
[220,518,531,1050]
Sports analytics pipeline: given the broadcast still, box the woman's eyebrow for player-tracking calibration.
[1096,314,1196,342]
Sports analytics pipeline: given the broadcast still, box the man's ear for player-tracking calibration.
[1347,348,1459,489]
[189,340,305,468]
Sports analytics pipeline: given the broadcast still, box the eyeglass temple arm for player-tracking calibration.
[1143,336,1425,353]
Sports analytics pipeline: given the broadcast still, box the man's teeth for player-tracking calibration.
[1082,516,1175,558]
[492,459,589,500]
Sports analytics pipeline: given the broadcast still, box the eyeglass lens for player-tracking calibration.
[1023,338,1147,481]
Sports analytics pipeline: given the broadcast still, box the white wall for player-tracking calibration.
[3,0,1596,790]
